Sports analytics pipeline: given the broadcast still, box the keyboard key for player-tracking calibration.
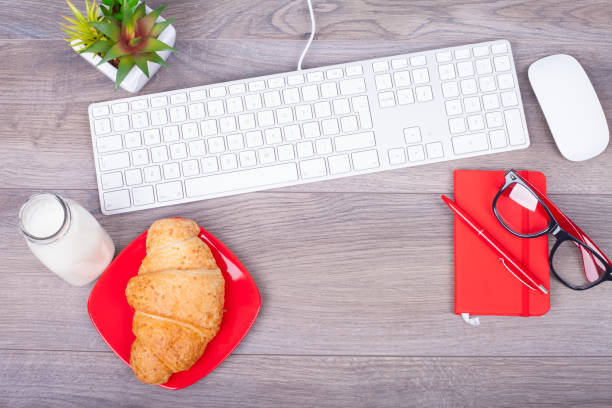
[131,149,149,166]
[189,90,206,101]
[436,51,452,63]
[489,129,508,148]
[188,103,206,119]
[207,100,225,116]
[339,78,366,95]
[491,42,508,54]
[263,91,281,107]
[188,140,206,156]
[494,56,511,71]
[209,86,227,98]
[403,127,421,144]
[378,92,396,108]
[475,59,493,74]
[412,68,430,84]
[393,70,411,87]
[277,144,295,161]
[456,61,474,78]
[265,128,283,144]
[97,135,122,153]
[151,146,169,163]
[326,68,344,79]
[163,162,181,179]
[438,64,456,80]
[283,88,301,104]
[340,115,359,132]
[257,110,275,127]
[150,109,168,126]
[258,147,276,164]
[333,98,350,115]
[328,154,351,174]
[407,145,425,161]
[169,142,187,159]
[201,157,219,173]
[268,77,285,88]
[99,152,130,171]
[156,181,184,202]
[352,149,379,170]
[287,74,305,85]
[486,111,504,128]
[220,153,238,170]
[245,94,263,110]
[303,122,321,138]
[201,120,218,136]
[388,148,406,165]
[441,82,459,98]
[227,133,245,150]
[208,137,226,153]
[448,117,466,134]
[501,91,518,107]
[346,65,363,76]
[143,166,162,182]
[351,96,373,128]
[111,103,129,114]
[300,158,327,178]
[497,73,515,90]
[375,74,392,90]
[314,101,332,118]
[397,89,415,105]
[426,142,444,159]
[410,55,427,66]
[445,99,463,116]
[239,150,257,167]
[452,132,488,154]
[182,122,199,139]
[151,96,168,107]
[185,163,298,197]
[296,141,314,158]
[334,131,376,152]
[372,61,389,72]
[306,71,324,82]
[124,168,143,186]
[321,82,339,98]
[226,97,244,114]
[238,113,257,130]
[391,58,408,69]
[302,85,319,101]
[283,125,301,141]
[460,78,477,95]
[321,118,340,135]
[455,48,471,59]
[144,129,161,145]
[169,93,188,104]
[473,45,489,57]
[101,172,123,190]
[92,105,109,117]
[169,106,187,122]
[315,138,333,154]
[482,93,500,110]
[415,86,433,102]
[229,83,246,94]
[103,190,130,211]
[295,104,313,120]
[112,115,130,132]
[467,114,485,131]
[132,185,155,206]
[464,96,481,113]
[246,130,264,147]
[248,81,265,92]
[504,109,527,145]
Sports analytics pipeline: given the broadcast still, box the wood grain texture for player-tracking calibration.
[2,0,612,406]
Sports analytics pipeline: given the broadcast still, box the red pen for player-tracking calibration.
[441,195,549,295]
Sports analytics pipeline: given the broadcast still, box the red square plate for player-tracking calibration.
[87,223,261,390]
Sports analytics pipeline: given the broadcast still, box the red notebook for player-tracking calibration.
[453,170,550,316]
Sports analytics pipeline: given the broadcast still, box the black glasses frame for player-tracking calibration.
[492,170,612,291]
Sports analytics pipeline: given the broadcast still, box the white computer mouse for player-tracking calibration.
[528,54,609,161]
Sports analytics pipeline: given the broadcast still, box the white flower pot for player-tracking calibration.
[72,6,176,93]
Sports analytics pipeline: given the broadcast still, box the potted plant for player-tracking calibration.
[61,0,177,92]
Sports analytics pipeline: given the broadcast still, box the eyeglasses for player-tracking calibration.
[492,169,612,290]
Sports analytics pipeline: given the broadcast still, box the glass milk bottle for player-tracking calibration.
[19,193,115,286]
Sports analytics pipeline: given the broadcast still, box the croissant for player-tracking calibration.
[125,218,225,384]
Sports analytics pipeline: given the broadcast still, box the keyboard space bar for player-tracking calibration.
[185,163,299,198]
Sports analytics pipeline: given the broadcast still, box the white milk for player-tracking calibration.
[19,194,115,286]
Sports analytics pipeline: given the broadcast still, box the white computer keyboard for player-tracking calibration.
[88,39,529,215]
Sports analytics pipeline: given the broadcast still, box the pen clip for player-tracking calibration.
[498,258,536,291]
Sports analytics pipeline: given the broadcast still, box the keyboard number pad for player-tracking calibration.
[373,54,431,109]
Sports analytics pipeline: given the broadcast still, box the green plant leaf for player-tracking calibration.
[97,42,130,65]
[137,4,167,36]
[145,52,169,68]
[64,0,87,25]
[139,37,177,54]
[115,55,135,90]
[102,0,112,5]
[132,55,150,77]
[133,2,146,19]
[89,21,120,41]
[149,18,174,38]
[79,39,113,54]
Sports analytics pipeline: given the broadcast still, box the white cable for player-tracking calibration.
[297,0,316,71]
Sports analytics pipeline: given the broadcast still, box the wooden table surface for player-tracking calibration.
[2,0,612,406]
